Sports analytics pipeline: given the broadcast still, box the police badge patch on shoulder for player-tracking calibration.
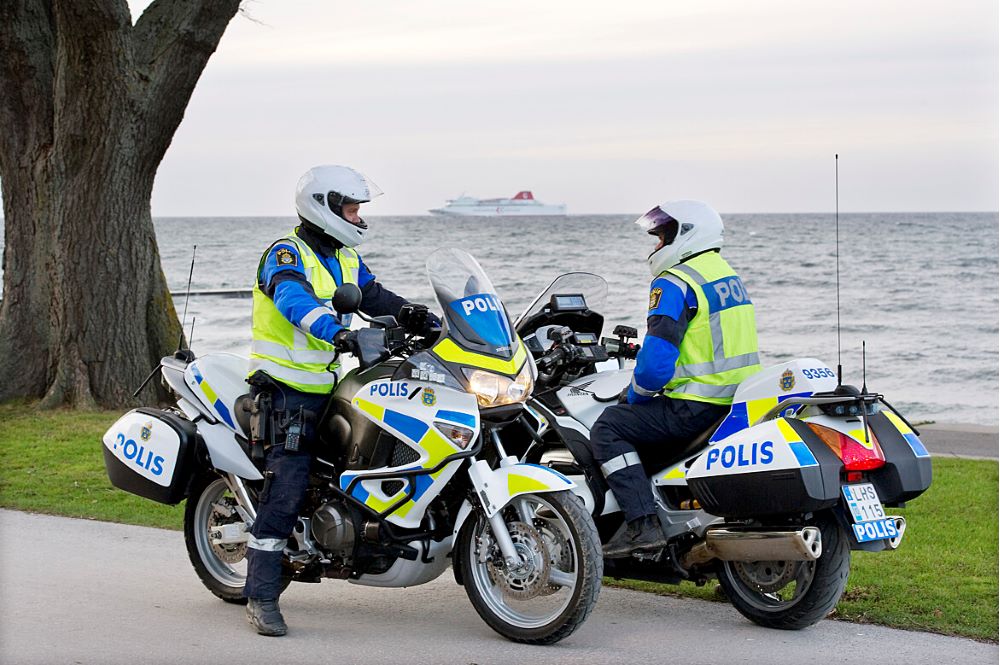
[275,247,298,266]
[648,287,663,311]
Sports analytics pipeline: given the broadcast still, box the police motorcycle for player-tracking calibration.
[101,248,602,645]
[505,271,932,630]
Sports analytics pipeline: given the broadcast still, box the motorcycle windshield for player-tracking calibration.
[427,248,517,359]
[514,272,609,327]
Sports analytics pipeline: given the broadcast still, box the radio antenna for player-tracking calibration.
[861,340,867,393]
[188,316,197,351]
[835,154,843,386]
[177,245,197,351]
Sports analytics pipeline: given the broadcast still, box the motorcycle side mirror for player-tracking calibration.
[332,283,363,314]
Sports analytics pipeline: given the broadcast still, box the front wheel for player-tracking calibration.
[716,513,850,630]
[458,490,602,645]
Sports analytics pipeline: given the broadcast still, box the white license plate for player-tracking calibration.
[842,483,886,523]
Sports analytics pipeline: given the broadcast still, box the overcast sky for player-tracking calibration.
[133,1,998,215]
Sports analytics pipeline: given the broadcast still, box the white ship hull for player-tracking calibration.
[429,203,567,217]
[430,190,566,217]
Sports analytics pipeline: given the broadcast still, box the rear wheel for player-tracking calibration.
[458,490,602,645]
[716,513,850,630]
[183,475,290,604]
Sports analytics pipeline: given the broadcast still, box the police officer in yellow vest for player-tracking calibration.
[593,200,761,558]
[244,165,438,635]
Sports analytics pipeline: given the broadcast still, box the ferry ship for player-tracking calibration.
[429,191,567,216]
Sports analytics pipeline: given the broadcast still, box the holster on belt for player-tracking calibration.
[248,392,271,466]
[247,371,276,466]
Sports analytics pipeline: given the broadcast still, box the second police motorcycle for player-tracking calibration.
[101,248,601,645]
[505,271,932,629]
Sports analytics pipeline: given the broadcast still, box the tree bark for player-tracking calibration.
[0,0,241,408]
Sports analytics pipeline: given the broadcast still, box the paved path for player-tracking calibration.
[919,423,998,460]
[0,510,994,665]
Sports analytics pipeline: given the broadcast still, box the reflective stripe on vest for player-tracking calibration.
[662,252,761,405]
[667,380,742,400]
[249,232,359,394]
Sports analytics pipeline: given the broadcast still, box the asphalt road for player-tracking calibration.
[1,510,995,665]
[918,423,998,459]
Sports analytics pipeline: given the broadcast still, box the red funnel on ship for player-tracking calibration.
[512,191,534,200]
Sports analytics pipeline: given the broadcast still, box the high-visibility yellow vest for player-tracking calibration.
[248,232,359,394]
[662,252,761,405]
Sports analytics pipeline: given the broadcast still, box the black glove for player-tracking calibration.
[333,329,359,354]
[398,303,430,335]
[399,304,443,339]
[422,312,442,340]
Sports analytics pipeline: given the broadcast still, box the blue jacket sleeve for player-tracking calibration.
[260,243,344,343]
[356,256,441,329]
[628,275,694,404]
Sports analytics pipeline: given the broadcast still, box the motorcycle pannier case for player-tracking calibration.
[102,408,200,505]
[686,418,843,518]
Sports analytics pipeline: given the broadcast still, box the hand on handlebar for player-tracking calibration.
[333,329,359,355]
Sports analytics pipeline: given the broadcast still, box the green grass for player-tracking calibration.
[0,403,184,529]
[1,402,996,640]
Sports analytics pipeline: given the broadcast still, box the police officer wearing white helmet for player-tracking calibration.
[592,201,761,558]
[243,165,439,635]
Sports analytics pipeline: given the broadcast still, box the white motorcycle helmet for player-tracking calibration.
[635,200,724,277]
[294,165,384,247]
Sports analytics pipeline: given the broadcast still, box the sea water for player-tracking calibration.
[2,213,997,424]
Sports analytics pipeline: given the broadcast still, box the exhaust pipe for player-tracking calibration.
[683,526,822,568]
[885,516,906,550]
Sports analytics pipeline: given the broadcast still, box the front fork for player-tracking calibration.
[469,430,523,566]
[468,429,571,568]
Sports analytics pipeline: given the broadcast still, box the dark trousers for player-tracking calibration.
[243,385,328,600]
[590,397,727,522]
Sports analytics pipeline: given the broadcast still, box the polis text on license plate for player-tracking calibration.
[842,483,897,543]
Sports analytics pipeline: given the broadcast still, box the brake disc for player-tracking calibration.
[731,559,799,593]
[533,518,572,595]
[486,521,551,600]
[208,500,247,564]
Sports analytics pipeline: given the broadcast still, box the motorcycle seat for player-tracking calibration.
[647,415,726,473]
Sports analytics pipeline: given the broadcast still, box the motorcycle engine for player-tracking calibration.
[310,500,356,556]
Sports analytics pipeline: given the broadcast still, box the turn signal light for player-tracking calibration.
[435,422,474,449]
[805,422,886,471]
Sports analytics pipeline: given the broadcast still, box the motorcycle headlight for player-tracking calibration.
[463,363,534,408]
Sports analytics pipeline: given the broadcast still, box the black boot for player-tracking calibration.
[246,598,288,636]
[602,515,668,559]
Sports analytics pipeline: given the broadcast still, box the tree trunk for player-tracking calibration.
[0,0,241,408]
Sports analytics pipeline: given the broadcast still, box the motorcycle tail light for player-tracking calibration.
[805,422,886,471]
[846,470,864,483]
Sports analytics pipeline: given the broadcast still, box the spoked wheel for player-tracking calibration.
[716,513,850,630]
[458,490,602,644]
[184,475,254,603]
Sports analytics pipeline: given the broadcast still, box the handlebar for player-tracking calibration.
[537,339,610,373]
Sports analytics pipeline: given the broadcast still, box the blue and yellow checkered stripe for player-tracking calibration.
[191,365,236,429]
[344,398,471,517]
[883,411,930,458]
